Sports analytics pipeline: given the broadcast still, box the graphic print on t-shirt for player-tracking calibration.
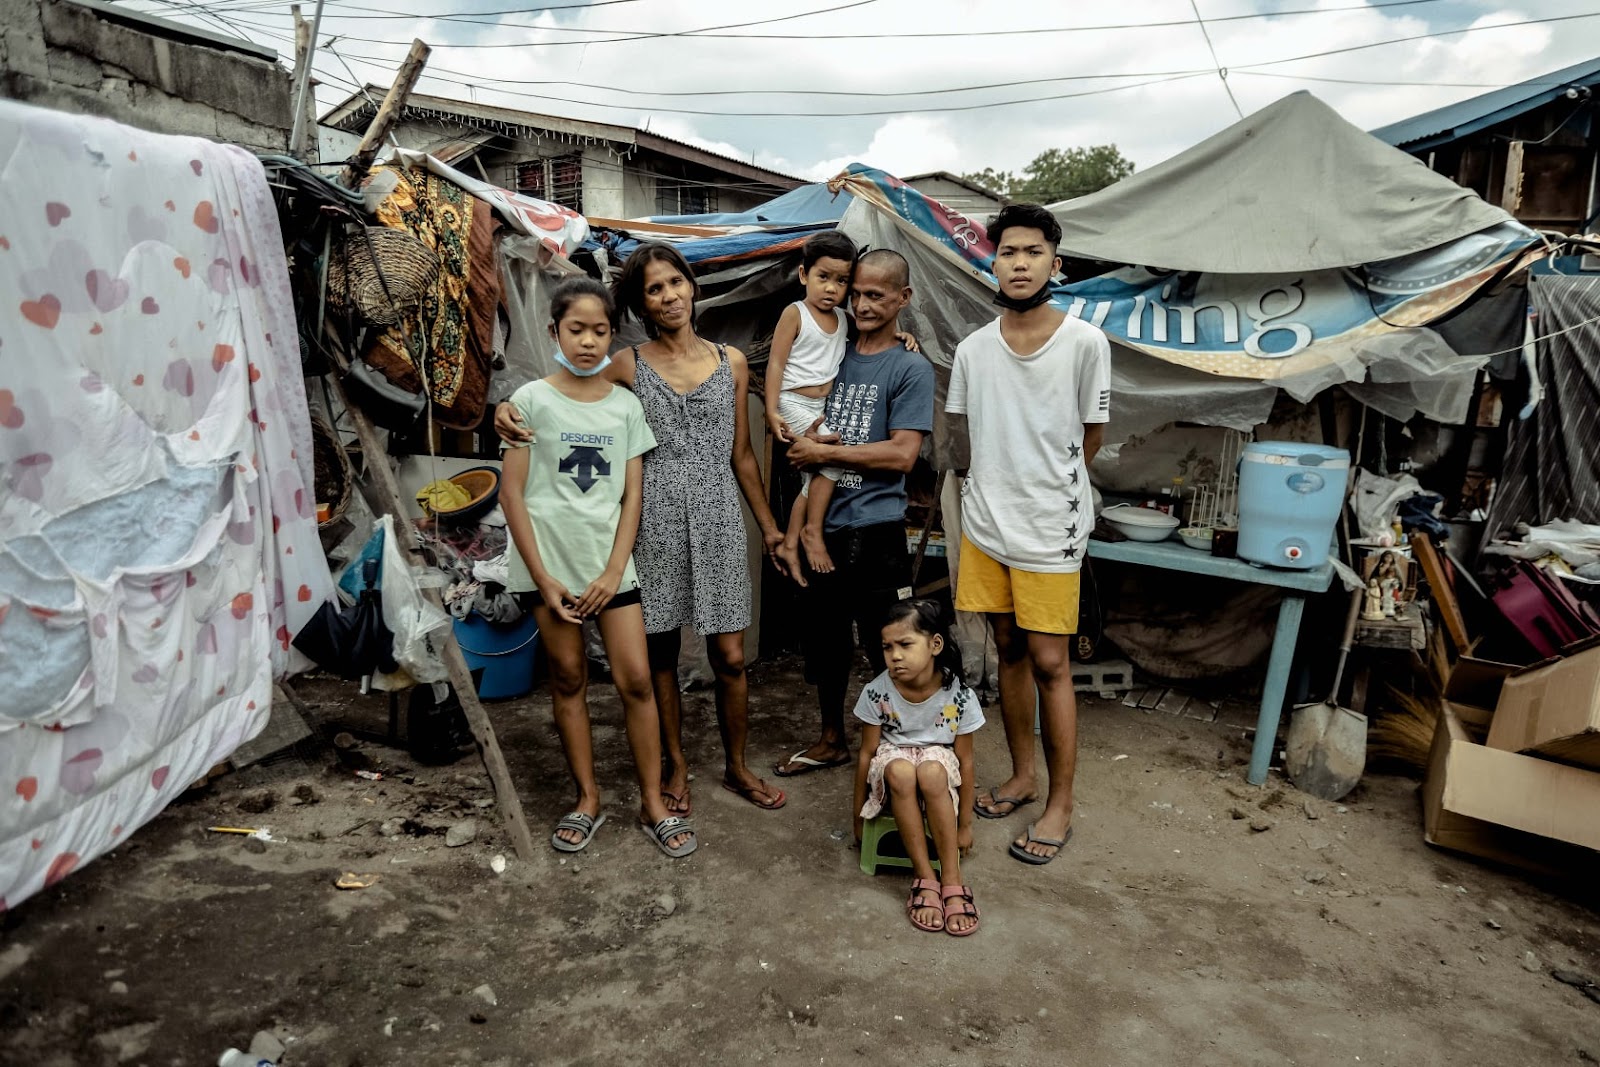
[825,381,880,492]
[558,432,613,493]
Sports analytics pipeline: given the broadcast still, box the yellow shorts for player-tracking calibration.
[955,534,1081,635]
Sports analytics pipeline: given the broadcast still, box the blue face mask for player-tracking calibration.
[554,350,612,378]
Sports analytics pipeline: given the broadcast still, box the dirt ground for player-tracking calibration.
[3,657,1600,1067]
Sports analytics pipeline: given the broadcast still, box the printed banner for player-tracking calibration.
[833,165,1541,380]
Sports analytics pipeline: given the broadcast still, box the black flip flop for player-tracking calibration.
[1009,823,1072,865]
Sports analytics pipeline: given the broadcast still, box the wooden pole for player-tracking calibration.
[286,0,325,162]
[341,38,430,189]
[323,370,539,862]
[291,6,321,162]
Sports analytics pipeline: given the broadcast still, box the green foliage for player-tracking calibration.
[962,144,1135,205]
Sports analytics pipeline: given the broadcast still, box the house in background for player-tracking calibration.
[319,87,801,220]
[902,170,1005,217]
[1372,57,1600,234]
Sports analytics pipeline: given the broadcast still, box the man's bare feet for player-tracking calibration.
[973,775,1038,818]
[800,525,834,574]
[776,540,806,586]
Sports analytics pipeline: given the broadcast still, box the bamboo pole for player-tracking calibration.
[324,370,539,862]
[340,38,430,189]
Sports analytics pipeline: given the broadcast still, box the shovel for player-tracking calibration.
[1285,586,1368,801]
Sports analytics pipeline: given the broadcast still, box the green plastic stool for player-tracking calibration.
[859,815,941,876]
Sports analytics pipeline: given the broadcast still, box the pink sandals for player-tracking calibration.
[906,878,944,933]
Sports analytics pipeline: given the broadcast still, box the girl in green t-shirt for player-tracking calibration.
[499,278,696,859]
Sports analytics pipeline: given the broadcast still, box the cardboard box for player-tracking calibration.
[1487,644,1600,769]
[1424,703,1600,876]
[1443,655,1518,729]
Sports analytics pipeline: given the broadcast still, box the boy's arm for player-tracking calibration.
[726,347,787,569]
[853,723,882,843]
[498,447,580,624]
[954,731,976,856]
[1084,423,1106,467]
[763,305,801,442]
[573,453,644,617]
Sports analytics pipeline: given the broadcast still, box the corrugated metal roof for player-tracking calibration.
[1371,56,1600,151]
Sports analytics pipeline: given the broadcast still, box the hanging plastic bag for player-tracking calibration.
[376,514,451,684]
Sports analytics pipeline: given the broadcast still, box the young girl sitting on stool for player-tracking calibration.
[498,277,696,859]
[852,600,984,935]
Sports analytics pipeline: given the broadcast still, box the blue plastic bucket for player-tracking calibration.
[452,613,540,700]
[1236,442,1349,569]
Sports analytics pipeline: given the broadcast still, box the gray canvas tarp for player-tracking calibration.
[1046,91,1515,274]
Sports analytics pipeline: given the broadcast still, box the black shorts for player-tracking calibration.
[513,587,642,614]
[803,521,912,680]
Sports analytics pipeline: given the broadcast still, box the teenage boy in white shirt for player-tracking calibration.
[945,203,1110,865]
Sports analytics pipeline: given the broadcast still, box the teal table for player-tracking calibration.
[1087,536,1335,785]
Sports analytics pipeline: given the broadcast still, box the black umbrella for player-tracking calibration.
[292,558,398,684]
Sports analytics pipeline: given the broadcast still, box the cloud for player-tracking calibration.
[210,0,1599,179]
[797,115,964,180]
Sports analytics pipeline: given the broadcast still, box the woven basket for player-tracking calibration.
[327,226,440,327]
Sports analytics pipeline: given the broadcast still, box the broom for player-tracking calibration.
[1368,687,1440,774]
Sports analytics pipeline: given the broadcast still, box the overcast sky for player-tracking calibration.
[135,0,1599,182]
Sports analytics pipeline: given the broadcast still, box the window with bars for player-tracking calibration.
[511,154,584,211]
[655,176,718,216]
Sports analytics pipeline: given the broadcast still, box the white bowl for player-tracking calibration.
[1103,504,1180,543]
[1178,526,1213,551]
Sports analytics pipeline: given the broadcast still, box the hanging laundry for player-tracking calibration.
[0,99,334,910]
[360,165,501,428]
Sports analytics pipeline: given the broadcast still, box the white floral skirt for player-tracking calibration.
[859,740,962,818]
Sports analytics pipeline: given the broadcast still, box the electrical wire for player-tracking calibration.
[340,68,1215,118]
[129,0,1451,31]
[1189,0,1244,120]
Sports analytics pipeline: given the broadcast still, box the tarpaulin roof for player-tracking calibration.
[647,181,851,227]
[1371,56,1600,152]
[1046,91,1515,275]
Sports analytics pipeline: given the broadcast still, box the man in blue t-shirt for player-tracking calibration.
[775,249,936,778]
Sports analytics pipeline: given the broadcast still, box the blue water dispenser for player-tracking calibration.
[1236,442,1349,569]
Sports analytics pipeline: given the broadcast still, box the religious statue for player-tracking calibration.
[1374,551,1404,618]
[1362,577,1385,621]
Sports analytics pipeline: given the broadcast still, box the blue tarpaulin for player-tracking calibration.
[646,182,852,227]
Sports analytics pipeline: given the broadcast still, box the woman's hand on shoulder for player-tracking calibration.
[607,345,638,387]
[494,402,533,444]
[894,330,921,354]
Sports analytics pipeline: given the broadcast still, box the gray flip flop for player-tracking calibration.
[551,811,605,853]
[974,786,1034,820]
[1009,823,1072,865]
[640,815,698,858]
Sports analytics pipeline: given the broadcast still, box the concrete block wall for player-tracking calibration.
[0,0,292,152]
